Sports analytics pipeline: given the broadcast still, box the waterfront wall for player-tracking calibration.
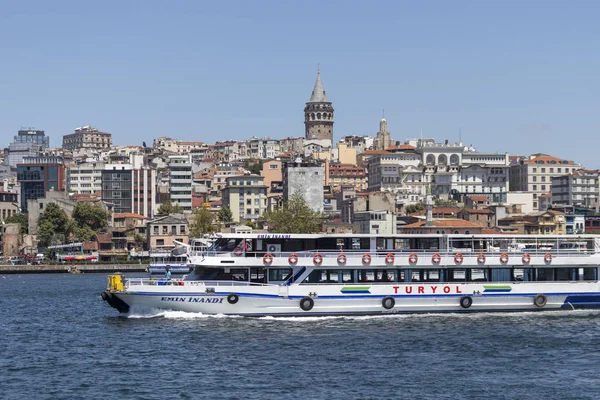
[0,264,148,274]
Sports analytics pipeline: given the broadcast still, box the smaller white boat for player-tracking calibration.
[147,246,190,275]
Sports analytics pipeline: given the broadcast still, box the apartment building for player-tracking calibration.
[551,170,600,211]
[168,155,193,212]
[67,162,104,195]
[62,126,112,151]
[222,175,268,223]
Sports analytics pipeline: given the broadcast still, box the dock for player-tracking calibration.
[0,264,148,274]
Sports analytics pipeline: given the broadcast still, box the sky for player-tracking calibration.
[1,0,599,168]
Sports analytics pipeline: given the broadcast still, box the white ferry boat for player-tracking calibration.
[102,233,600,316]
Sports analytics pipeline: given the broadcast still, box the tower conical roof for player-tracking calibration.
[307,68,330,103]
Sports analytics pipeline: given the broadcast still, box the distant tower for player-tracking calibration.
[304,67,334,143]
[374,118,392,150]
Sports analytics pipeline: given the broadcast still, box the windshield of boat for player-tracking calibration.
[207,238,246,252]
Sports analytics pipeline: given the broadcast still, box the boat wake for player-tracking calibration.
[126,309,240,320]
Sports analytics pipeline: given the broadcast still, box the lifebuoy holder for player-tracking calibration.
[385,253,394,264]
[288,253,298,265]
[432,253,441,264]
[477,253,486,264]
[362,253,372,264]
[454,252,464,264]
[409,253,418,264]
[313,253,323,265]
[522,253,531,264]
[263,253,274,265]
[500,253,509,263]
[337,253,347,264]
[544,253,552,263]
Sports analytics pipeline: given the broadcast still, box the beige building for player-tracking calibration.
[510,153,580,211]
[373,118,392,151]
[146,215,189,247]
[261,160,282,192]
[62,126,112,151]
[222,175,268,223]
[331,142,358,165]
[0,191,19,222]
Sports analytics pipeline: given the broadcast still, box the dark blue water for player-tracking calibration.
[1,273,600,400]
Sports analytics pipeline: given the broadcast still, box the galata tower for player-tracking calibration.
[304,67,334,143]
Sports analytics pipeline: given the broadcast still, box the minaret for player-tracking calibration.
[304,67,334,144]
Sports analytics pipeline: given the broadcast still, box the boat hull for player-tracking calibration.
[105,282,600,316]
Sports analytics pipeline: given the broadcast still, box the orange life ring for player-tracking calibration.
[432,253,441,264]
[337,254,347,264]
[385,253,395,264]
[362,253,372,264]
[500,253,509,263]
[454,253,464,263]
[522,253,531,264]
[313,253,323,265]
[544,253,552,263]
[263,253,273,265]
[233,247,243,257]
[477,253,486,264]
[409,253,418,264]
[288,253,298,265]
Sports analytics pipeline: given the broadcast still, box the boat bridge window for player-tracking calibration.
[209,238,244,252]
[191,267,249,281]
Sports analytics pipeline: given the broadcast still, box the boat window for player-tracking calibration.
[537,268,554,281]
[490,268,511,282]
[191,267,248,281]
[302,269,338,284]
[424,270,440,282]
[555,268,575,281]
[268,268,292,282]
[471,269,487,282]
[250,268,266,283]
[448,269,466,282]
[210,238,243,252]
[583,268,597,281]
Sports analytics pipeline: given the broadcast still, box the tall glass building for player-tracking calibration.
[4,129,50,168]
[16,156,65,211]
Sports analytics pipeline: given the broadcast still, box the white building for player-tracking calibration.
[551,169,600,210]
[353,210,395,234]
[283,161,324,212]
[168,155,193,212]
[67,162,104,195]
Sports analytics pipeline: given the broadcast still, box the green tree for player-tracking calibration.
[405,202,426,215]
[189,206,216,237]
[156,201,183,215]
[261,193,322,233]
[38,203,69,246]
[4,213,28,235]
[72,202,109,231]
[218,206,233,223]
[134,233,146,249]
[244,159,263,175]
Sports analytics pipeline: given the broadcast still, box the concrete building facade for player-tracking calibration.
[283,161,324,212]
[222,175,268,223]
[168,155,193,212]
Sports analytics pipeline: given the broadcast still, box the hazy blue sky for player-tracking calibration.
[1,1,599,168]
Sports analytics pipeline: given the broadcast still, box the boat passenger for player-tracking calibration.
[165,268,171,280]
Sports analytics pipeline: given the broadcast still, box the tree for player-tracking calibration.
[156,201,183,216]
[218,206,233,223]
[72,202,109,231]
[405,202,425,215]
[134,233,146,249]
[244,159,263,175]
[261,193,322,233]
[4,213,28,235]
[38,203,69,245]
[189,206,216,237]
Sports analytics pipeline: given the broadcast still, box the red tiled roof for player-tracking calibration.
[400,219,483,229]
[468,196,488,201]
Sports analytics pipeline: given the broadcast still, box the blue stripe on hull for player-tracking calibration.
[561,295,600,309]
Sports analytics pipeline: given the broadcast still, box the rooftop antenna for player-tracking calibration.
[382,109,385,119]
[459,127,462,144]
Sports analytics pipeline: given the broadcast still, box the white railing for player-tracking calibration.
[124,278,278,288]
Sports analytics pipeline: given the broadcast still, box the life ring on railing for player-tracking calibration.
[288,253,298,265]
[337,253,347,264]
[454,253,464,264]
[409,253,418,264]
[313,253,323,265]
[500,253,509,263]
[362,253,372,264]
[477,253,486,264]
[263,253,274,265]
[385,253,395,264]
[544,253,553,263]
[522,253,531,264]
[233,247,243,257]
[431,253,441,264]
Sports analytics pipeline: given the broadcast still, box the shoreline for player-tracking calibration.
[0,264,148,274]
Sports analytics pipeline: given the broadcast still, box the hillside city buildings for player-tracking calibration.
[2,67,600,258]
